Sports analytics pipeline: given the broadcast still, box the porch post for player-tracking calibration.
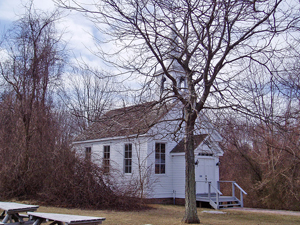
[208,182,211,200]
[240,191,244,207]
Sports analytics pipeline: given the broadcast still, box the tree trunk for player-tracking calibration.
[183,107,200,224]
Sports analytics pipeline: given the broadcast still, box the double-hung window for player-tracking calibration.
[85,147,91,160]
[155,143,165,174]
[103,145,110,173]
[124,143,132,173]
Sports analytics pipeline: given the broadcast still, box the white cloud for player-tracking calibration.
[0,0,102,68]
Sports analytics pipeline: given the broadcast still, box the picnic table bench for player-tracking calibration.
[28,212,105,225]
[0,203,105,225]
[0,202,39,225]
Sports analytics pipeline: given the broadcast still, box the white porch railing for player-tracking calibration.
[218,181,247,208]
[196,180,247,209]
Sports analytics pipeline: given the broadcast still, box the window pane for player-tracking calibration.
[161,143,165,152]
[155,143,166,174]
[85,147,91,160]
[161,164,165,174]
[155,152,160,159]
[155,164,160,174]
[104,146,110,159]
[155,143,160,152]
[103,146,110,173]
[125,165,132,174]
[124,144,132,173]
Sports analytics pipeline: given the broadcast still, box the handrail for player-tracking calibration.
[234,182,247,195]
[208,182,222,195]
[195,181,222,195]
[196,180,246,209]
[218,180,247,208]
[218,180,235,183]
[208,182,222,209]
[218,181,247,195]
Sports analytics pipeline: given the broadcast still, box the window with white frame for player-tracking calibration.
[124,143,132,173]
[103,145,110,173]
[85,147,91,160]
[155,143,165,174]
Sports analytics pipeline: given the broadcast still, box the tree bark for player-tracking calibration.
[183,107,200,224]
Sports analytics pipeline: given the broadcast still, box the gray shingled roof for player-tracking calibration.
[170,134,208,153]
[75,101,171,141]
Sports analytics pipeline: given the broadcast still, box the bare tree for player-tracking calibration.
[0,2,66,196]
[132,141,157,200]
[60,64,115,133]
[218,112,300,210]
[56,0,299,222]
[214,49,300,210]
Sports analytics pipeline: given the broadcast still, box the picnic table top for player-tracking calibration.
[27,212,106,224]
[0,202,39,214]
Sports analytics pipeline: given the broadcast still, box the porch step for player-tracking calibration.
[196,194,242,209]
[218,201,242,209]
[196,181,247,210]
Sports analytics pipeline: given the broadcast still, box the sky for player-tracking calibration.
[0,0,104,69]
[0,0,150,108]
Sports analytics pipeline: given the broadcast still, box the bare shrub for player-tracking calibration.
[39,152,146,210]
[219,118,300,211]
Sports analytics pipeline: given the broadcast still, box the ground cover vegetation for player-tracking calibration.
[22,203,300,225]
[0,0,300,221]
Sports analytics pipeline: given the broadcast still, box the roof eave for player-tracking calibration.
[73,133,150,145]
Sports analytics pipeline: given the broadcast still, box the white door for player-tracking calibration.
[195,157,216,194]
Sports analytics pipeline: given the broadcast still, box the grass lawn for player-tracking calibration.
[34,204,300,225]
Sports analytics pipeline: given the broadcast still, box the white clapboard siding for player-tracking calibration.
[171,155,186,198]
[145,138,179,199]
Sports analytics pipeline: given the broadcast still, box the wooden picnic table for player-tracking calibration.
[0,202,39,225]
[28,212,106,225]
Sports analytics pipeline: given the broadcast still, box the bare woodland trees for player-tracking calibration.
[217,53,300,210]
[56,0,299,222]
[0,5,67,196]
[61,66,115,133]
[0,4,145,210]
[219,115,300,210]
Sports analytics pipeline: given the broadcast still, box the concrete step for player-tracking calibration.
[219,203,242,208]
